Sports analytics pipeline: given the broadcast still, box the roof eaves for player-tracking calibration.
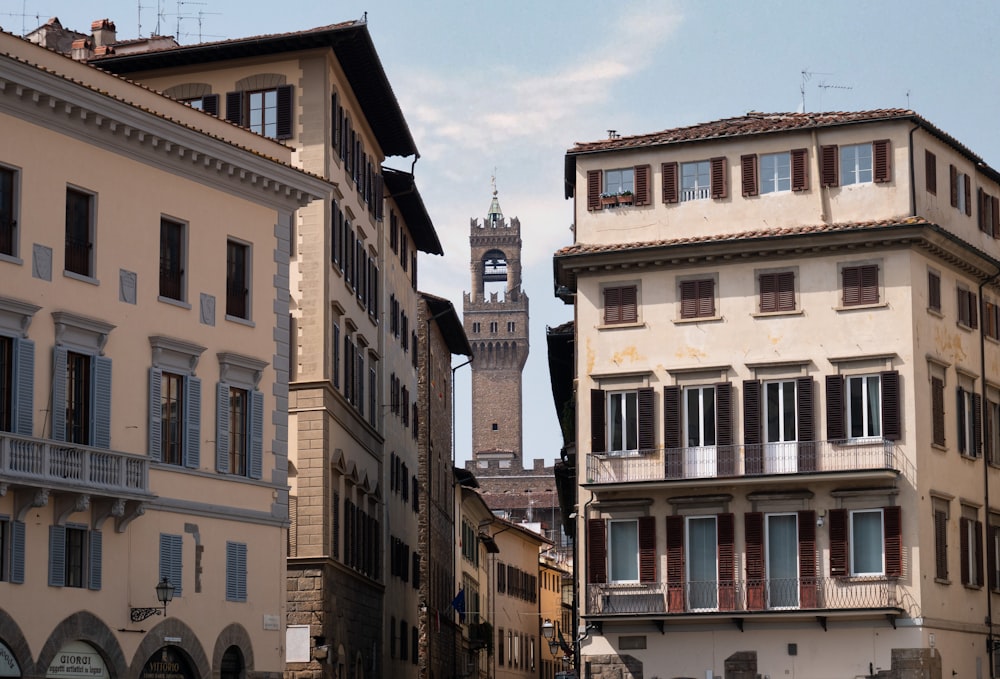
[383,168,443,255]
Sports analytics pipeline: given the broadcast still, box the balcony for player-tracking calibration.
[585,439,904,487]
[586,576,901,619]
[0,431,152,498]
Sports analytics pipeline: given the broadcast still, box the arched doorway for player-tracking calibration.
[219,646,243,679]
[138,645,196,679]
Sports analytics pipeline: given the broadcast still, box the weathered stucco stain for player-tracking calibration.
[675,345,709,360]
[612,345,643,366]
[586,337,596,375]
[934,325,967,364]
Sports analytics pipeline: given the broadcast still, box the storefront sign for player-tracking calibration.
[0,641,20,677]
[140,647,193,679]
[46,641,107,679]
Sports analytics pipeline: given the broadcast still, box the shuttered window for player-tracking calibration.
[52,348,111,449]
[638,516,656,583]
[149,369,201,468]
[960,516,984,587]
[159,533,183,596]
[662,162,679,204]
[956,386,982,457]
[791,148,809,191]
[226,85,293,140]
[48,525,101,590]
[931,376,945,446]
[225,541,248,602]
[841,264,879,306]
[710,157,728,199]
[759,271,795,313]
[586,519,607,583]
[740,154,758,197]
[665,515,685,611]
[820,145,839,187]
[634,164,651,206]
[216,384,264,479]
[679,278,715,319]
[925,150,937,195]
[603,285,638,324]
[825,371,900,441]
[957,287,978,328]
[744,513,765,610]
[603,388,654,454]
[928,270,941,312]
[798,510,818,607]
[0,335,34,437]
[934,504,949,581]
[990,524,1000,591]
[586,170,601,211]
[829,507,901,578]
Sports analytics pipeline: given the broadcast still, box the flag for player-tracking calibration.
[451,589,466,622]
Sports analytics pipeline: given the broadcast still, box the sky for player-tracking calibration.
[6,0,1000,466]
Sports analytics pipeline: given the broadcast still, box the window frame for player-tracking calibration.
[0,163,19,260]
[760,152,791,194]
[603,284,639,325]
[148,335,204,468]
[159,217,187,303]
[685,515,719,611]
[684,384,717,448]
[758,270,796,314]
[678,276,717,320]
[840,263,880,307]
[840,143,873,186]
[680,160,711,202]
[603,168,635,197]
[225,239,252,321]
[48,523,101,590]
[64,186,96,279]
[608,519,640,583]
[849,508,885,577]
[957,285,978,329]
[845,373,883,440]
[215,352,267,480]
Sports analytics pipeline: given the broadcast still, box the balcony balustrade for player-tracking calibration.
[585,439,901,485]
[586,576,899,616]
[0,431,151,497]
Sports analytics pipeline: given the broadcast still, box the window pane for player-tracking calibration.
[866,376,881,436]
[625,391,638,451]
[687,517,717,609]
[851,510,883,574]
[767,514,798,607]
[702,388,716,446]
[608,393,623,451]
[609,521,639,582]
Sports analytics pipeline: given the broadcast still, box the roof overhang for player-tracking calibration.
[383,168,443,255]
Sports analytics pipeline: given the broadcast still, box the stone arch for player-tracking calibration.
[211,623,254,679]
[0,607,35,676]
[352,650,365,679]
[36,612,128,679]
[234,74,287,92]
[162,83,212,100]
[128,617,210,679]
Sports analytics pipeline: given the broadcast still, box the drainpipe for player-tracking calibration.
[575,495,594,676]
[980,267,1000,678]
[908,123,919,217]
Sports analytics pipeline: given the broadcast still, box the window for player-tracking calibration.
[934,498,949,581]
[607,390,639,453]
[764,380,797,445]
[160,373,185,464]
[603,285,638,324]
[957,385,981,457]
[758,271,795,313]
[225,86,293,140]
[685,386,716,448]
[765,513,799,607]
[928,270,941,312]
[681,161,710,201]
[65,188,94,277]
[760,152,790,194]
[159,218,185,301]
[847,374,882,439]
[148,338,202,468]
[0,517,25,584]
[950,166,972,216]
[957,286,978,328]
[225,541,247,602]
[988,397,1000,466]
[54,348,112,448]
[931,375,945,446]
[48,524,101,590]
[227,387,248,475]
[159,533,183,596]
[472,322,480,334]
[840,144,873,185]
[507,321,515,332]
[226,240,250,320]
[961,510,983,587]
[399,620,408,661]
[604,168,634,196]
[686,516,718,610]
[489,321,498,333]
[0,331,34,436]
[825,371,901,442]
[332,321,340,389]
[979,187,999,236]
[182,95,219,115]
[849,509,884,576]
[986,301,1000,340]
[0,166,16,257]
[990,521,1000,591]
[925,150,937,195]
[841,264,879,306]
[829,506,901,578]
[215,353,266,479]
[608,520,639,583]
[679,278,715,319]
[591,388,653,455]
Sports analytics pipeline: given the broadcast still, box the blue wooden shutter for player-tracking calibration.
[159,533,183,596]
[11,520,25,584]
[93,355,112,448]
[148,368,162,461]
[13,338,34,436]
[48,525,65,587]
[216,383,230,473]
[226,541,247,602]
[185,377,201,469]
[249,390,264,480]
[52,347,68,441]
[88,530,102,590]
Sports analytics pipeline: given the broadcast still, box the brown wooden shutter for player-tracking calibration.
[587,519,607,584]
[710,157,728,199]
[934,509,948,580]
[634,165,651,206]
[587,170,601,211]
[638,516,656,583]
[950,164,959,207]
[665,515,685,611]
[777,271,795,311]
[662,162,679,204]
[798,510,818,607]
[718,513,735,610]
[842,266,860,306]
[202,93,219,117]
[590,389,606,454]
[225,90,243,126]
[965,174,973,215]
[976,519,985,586]
[603,287,621,325]
[716,382,734,475]
[961,516,971,585]
[990,525,1000,590]
[884,506,902,578]
[745,513,765,610]
[743,379,763,474]
[993,196,1000,237]
[741,154,758,197]
[979,188,988,232]
[931,376,945,446]
[680,280,697,319]
[860,265,880,304]
[796,376,816,471]
[829,508,848,577]
[276,84,294,139]
[821,145,839,187]
[664,386,682,478]
[621,285,638,323]
[791,148,809,191]
[638,387,655,452]
[881,370,901,441]
[826,374,846,441]
[925,150,936,194]
[928,271,941,311]
[974,392,983,457]
[759,272,776,313]
[873,139,891,183]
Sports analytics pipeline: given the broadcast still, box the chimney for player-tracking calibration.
[71,37,92,61]
[90,19,116,48]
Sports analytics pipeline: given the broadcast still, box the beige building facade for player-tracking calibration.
[0,29,324,679]
[555,110,1000,679]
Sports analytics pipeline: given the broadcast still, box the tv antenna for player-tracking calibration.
[817,80,853,110]
[3,0,44,37]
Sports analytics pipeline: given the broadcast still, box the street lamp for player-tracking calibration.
[130,577,176,623]
[542,619,561,656]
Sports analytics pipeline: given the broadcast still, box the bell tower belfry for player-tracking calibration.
[463,183,529,470]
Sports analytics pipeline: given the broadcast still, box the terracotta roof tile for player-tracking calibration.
[554,216,929,257]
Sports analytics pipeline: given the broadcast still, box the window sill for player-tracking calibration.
[926,307,943,318]
[0,253,22,266]
[986,335,1000,345]
[834,302,888,312]
[934,577,951,585]
[959,453,982,462]
[751,309,803,319]
[598,321,646,331]
[956,321,977,333]
[63,270,99,286]
[225,314,255,328]
[931,443,947,453]
[158,296,192,310]
[673,315,724,325]
[963,583,984,591]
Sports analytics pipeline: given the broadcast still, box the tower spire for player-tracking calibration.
[487,174,504,227]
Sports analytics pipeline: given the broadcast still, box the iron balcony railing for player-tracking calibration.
[586,439,901,485]
[0,431,150,496]
[586,576,899,616]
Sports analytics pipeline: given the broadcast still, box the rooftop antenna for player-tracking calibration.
[800,69,831,112]
[817,80,853,111]
[607,129,620,140]
[2,0,43,37]
[175,0,206,43]
[906,89,911,109]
